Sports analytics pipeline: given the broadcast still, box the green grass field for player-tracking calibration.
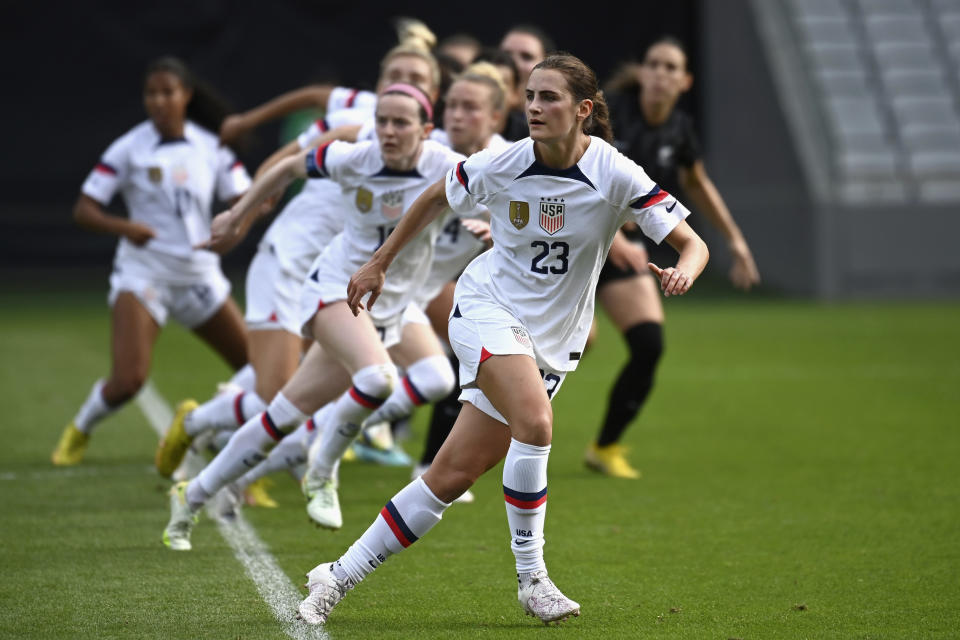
[1,287,958,639]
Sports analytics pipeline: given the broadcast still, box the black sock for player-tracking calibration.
[596,322,663,447]
[421,353,462,465]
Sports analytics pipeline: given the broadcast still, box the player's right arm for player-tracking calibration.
[73,194,155,246]
[219,85,335,144]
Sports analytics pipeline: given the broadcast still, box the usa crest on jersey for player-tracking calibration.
[539,197,564,235]
[381,189,404,220]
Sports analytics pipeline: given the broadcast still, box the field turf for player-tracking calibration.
[1,287,958,639]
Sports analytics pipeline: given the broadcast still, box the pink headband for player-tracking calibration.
[380,83,434,121]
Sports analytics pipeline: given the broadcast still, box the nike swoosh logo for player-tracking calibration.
[514,539,530,545]
[666,200,677,213]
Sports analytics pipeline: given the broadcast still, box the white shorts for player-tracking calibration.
[108,266,230,329]
[401,302,431,328]
[244,244,305,336]
[447,298,567,425]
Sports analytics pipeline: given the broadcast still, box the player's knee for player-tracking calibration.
[352,363,398,403]
[511,405,553,446]
[406,355,456,403]
[626,321,664,368]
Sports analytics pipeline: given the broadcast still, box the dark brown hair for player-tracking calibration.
[533,53,613,142]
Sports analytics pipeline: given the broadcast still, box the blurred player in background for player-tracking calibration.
[296,52,708,627]
[51,57,253,466]
[585,36,761,478]
[154,24,443,490]
[161,83,478,550]
[499,25,555,140]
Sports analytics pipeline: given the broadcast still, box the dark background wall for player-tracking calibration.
[1,1,700,275]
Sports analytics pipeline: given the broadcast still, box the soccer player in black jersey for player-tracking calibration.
[585,36,760,478]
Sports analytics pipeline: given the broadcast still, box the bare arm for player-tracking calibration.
[255,124,362,178]
[203,150,310,252]
[347,178,451,315]
[647,219,709,297]
[679,160,760,290]
[73,194,155,246]
[219,85,335,144]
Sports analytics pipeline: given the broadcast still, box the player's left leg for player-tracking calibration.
[589,274,664,479]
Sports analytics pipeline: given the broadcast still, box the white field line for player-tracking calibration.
[136,380,329,640]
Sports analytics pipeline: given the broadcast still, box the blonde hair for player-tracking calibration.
[379,18,441,91]
[455,61,508,112]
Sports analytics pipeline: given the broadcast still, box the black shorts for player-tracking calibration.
[598,255,639,287]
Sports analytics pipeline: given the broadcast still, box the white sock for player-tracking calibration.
[191,392,306,505]
[306,364,396,481]
[74,380,116,434]
[337,477,449,584]
[236,421,309,491]
[362,355,455,426]
[228,363,257,392]
[503,438,550,575]
[184,391,266,437]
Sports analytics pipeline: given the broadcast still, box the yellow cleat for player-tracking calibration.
[51,422,89,466]
[155,399,198,478]
[584,442,641,479]
[342,445,357,463]
[244,477,279,508]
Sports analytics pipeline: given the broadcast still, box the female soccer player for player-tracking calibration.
[154,32,444,479]
[295,53,709,626]
[51,57,252,466]
[585,36,761,478]
[162,83,479,549]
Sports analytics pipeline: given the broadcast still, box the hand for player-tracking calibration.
[219,114,248,145]
[648,263,693,297]
[346,258,387,317]
[728,238,760,291]
[197,209,242,254]
[125,222,156,246]
[608,237,649,273]
[461,218,492,247]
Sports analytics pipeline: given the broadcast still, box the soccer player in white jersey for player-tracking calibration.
[296,53,710,627]
[161,84,480,550]
[51,57,253,466]
[154,38,445,481]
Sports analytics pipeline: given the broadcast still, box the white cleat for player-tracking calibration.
[518,570,581,624]
[302,475,342,530]
[297,562,353,625]
[162,481,198,551]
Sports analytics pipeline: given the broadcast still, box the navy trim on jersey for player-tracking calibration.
[629,185,670,209]
[372,166,422,179]
[305,142,331,178]
[455,161,470,193]
[515,160,596,191]
[156,136,189,147]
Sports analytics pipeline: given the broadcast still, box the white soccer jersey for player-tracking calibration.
[445,136,690,372]
[326,86,377,115]
[259,108,374,277]
[305,138,478,320]
[81,120,251,282]
[415,133,509,306]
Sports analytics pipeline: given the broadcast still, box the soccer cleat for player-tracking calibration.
[51,422,89,466]
[297,562,353,625]
[518,570,581,624]
[244,476,279,508]
[584,442,641,479]
[155,399,198,478]
[163,481,198,551]
[351,441,412,467]
[302,475,342,530]
[360,420,394,451]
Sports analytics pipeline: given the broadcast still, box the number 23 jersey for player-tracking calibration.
[445,136,690,372]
